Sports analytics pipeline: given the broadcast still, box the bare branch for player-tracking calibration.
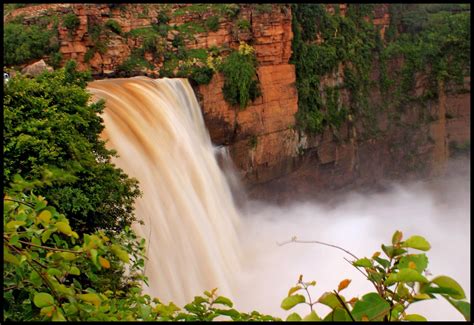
[277,236,359,260]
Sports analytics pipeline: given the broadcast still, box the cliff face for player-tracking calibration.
[6,4,470,190]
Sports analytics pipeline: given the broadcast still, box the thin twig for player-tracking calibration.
[277,237,359,260]
[333,290,355,322]
[4,198,36,208]
[4,235,81,254]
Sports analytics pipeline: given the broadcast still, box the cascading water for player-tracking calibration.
[88,77,242,305]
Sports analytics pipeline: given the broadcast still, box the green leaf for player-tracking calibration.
[77,293,101,307]
[396,283,410,298]
[323,308,352,321]
[37,210,52,224]
[4,251,20,265]
[52,310,66,321]
[214,296,233,307]
[444,297,470,321]
[40,305,55,317]
[47,268,62,277]
[41,229,54,243]
[421,285,459,296]
[110,244,130,263]
[382,244,407,258]
[392,230,403,244]
[303,310,321,321]
[69,266,80,276]
[33,292,55,308]
[29,270,43,287]
[385,268,429,286]
[215,308,240,319]
[351,292,390,321]
[353,257,372,267]
[431,276,465,299]
[281,294,305,310]
[404,314,427,321]
[6,220,26,230]
[401,235,431,251]
[56,221,73,236]
[286,312,302,321]
[318,292,343,309]
[60,252,77,261]
[373,256,390,268]
[89,249,99,268]
[288,285,302,296]
[398,254,428,273]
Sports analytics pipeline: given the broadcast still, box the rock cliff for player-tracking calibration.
[5,4,470,191]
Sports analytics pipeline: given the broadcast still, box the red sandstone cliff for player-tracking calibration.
[5,4,470,190]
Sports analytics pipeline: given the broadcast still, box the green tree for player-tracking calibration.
[3,22,58,66]
[3,63,141,233]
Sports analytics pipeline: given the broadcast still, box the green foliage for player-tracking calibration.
[219,44,261,109]
[189,66,214,85]
[3,64,141,233]
[62,13,80,31]
[280,231,470,321]
[104,19,122,35]
[291,4,377,133]
[3,192,279,321]
[205,16,220,32]
[4,196,469,322]
[157,11,170,25]
[3,192,148,321]
[237,19,251,31]
[3,22,58,66]
[48,52,63,69]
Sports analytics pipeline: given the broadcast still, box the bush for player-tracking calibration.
[277,231,470,321]
[3,23,58,66]
[189,66,214,85]
[62,13,80,31]
[3,63,141,233]
[157,11,170,24]
[205,16,220,32]
[104,19,122,35]
[220,43,261,108]
[237,19,251,31]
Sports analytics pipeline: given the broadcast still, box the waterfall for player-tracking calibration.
[88,77,242,305]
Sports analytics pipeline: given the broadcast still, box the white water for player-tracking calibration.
[88,77,470,320]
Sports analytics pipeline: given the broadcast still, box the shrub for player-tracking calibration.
[157,11,170,24]
[205,16,220,32]
[104,19,122,35]
[3,64,141,233]
[189,66,214,85]
[237,19,251,31]
[220,43,261,108]
[62,13,80,31]
[277,231,470,321]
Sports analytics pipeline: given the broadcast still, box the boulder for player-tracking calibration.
[21,59,54,76]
